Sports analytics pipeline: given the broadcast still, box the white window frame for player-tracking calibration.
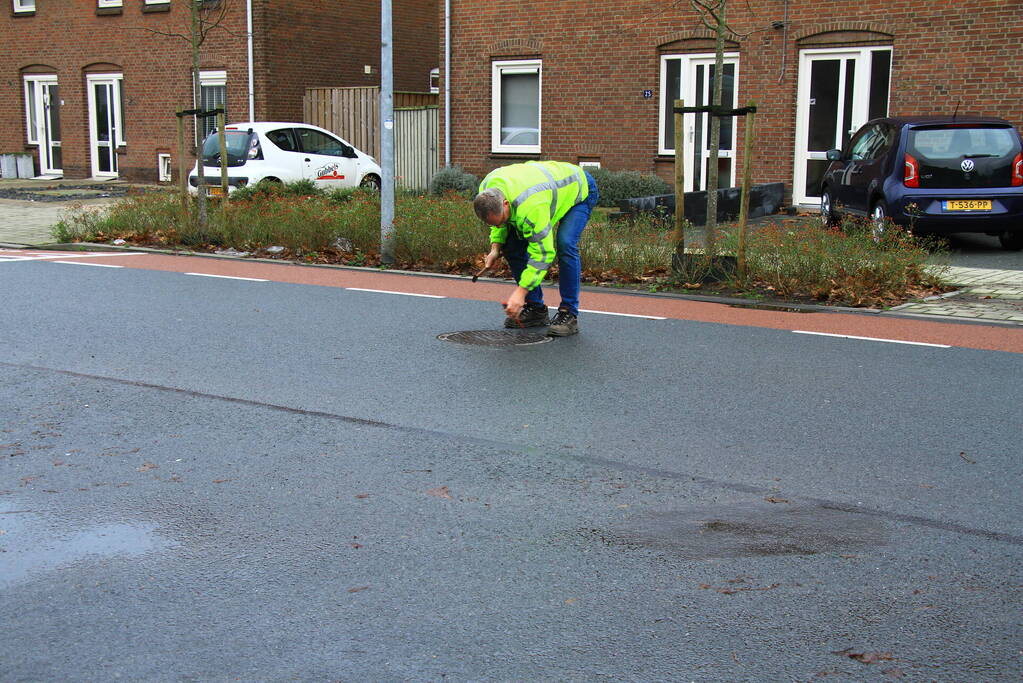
[195,70,227,140]
[23,74,57,145]
[13,0,36,12]
[86,73,125,177]
[792,46,893,205]
[86,73,125,147]
[144,0,171,4]
[491,59,541,154]
[658,52,740,191]
[97,0,123,7]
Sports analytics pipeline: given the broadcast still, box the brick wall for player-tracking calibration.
[1,0,438,181]
[441,0,1023,203]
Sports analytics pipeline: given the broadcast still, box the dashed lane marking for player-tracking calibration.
[0,250,144,262]
[53,261,123,268]
[793,330,951,348]
[579,308,667,320]
[184,272,268,282]
[346,287,446,299]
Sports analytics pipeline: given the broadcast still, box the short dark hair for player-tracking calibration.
[473,188,505,222]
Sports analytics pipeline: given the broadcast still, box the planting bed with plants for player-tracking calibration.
[52,177,951,309]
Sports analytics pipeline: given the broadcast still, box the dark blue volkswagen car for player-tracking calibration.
[820,116,1023,250]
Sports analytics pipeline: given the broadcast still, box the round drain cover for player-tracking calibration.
[437,330,554,347]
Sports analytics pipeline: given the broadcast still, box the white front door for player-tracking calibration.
[24,76,62,176]
[793,47,892,205]
[660,53,739,192]
[87,74,123,178]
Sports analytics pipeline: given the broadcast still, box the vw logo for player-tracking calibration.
[961,159,975,172]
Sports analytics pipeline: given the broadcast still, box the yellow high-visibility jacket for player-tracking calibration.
[479,160,589,291]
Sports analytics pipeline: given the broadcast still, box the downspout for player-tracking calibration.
[444,0,451,167]
[247,0,255,121]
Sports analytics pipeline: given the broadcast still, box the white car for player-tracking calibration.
[188,122,382,195]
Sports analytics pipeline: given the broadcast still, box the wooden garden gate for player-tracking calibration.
[303,87,438,190]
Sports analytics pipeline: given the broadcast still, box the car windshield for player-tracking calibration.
[201,130,256,167]
[906,125,1021,188]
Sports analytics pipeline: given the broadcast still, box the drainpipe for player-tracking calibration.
[247,0,255,121]
[444,0,451,167]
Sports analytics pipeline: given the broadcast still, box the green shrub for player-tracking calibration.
[429,165,479,197]
[589,168,672,208]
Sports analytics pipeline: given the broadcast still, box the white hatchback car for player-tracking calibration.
[188,122,382,195]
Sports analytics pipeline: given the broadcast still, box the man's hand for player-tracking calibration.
[503,286,528,320]
[484,244,502,271]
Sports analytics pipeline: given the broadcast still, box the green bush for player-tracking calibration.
[429,165,479,197]
[589,168,672,208]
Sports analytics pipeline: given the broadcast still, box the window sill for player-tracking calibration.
[12,10,36,16]
[96,7,124,16]
[488,152,542,161]
[142,4,171,12]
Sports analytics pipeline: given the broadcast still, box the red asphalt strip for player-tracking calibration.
[45,251,1023,354]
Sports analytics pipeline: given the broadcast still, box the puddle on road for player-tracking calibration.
[0,500,176,589]
[591,502,887,559]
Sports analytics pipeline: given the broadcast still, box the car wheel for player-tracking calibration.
[999,231,1023,251]
[870,200,892,242]
[820,189,838,227]
[360,174,381,192]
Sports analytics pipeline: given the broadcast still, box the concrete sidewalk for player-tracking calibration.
[1,179,1021,325]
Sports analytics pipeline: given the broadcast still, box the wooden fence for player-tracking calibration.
[303,87,438,190]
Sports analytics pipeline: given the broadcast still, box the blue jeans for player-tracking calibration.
[504,171,599,316]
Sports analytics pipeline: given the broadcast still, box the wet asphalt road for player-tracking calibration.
[1,260,1021,682]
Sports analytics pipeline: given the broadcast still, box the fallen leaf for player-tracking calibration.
[212,478,231,484]
[349,542,363,549]
[765,495,790,504]
[347,585,371,593]
[564,598,578,605]
[426,486,452,499]
[137,462,159,472]
[355,493,370,499]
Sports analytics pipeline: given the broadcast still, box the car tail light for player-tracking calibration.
[247,135,262,160]
[904,154,919,188]
[1012,152,1023,186]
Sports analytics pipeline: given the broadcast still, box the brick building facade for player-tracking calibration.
[440,0,1022,206]
[2,0,437,181]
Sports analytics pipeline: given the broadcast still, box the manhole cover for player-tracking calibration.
[438,329,554,347]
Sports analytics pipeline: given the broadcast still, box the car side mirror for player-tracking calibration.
[826,149,843,162]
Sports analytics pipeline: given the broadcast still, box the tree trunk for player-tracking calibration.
[191,0,207,228]
[705,0,726,256]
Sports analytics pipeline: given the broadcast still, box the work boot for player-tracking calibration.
[547,307,579,336]
[505,302,550,328]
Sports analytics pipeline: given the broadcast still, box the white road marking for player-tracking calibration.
[792,330,951,348]
[0,250,144,262]
[346,287,445,299]
[53,261,123,268]
[579,308,667,320]
[184,272,268,282]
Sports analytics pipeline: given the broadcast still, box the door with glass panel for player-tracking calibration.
[794,47,891,205]
[660,54,738,192]
[87,74,123,177]
[24,76,62,176]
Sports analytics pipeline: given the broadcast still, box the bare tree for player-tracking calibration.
[140,0,237,226]
[689,0,729,256]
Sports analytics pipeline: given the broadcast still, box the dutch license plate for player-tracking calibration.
[945,199,991,211]
[207,186,225,197]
